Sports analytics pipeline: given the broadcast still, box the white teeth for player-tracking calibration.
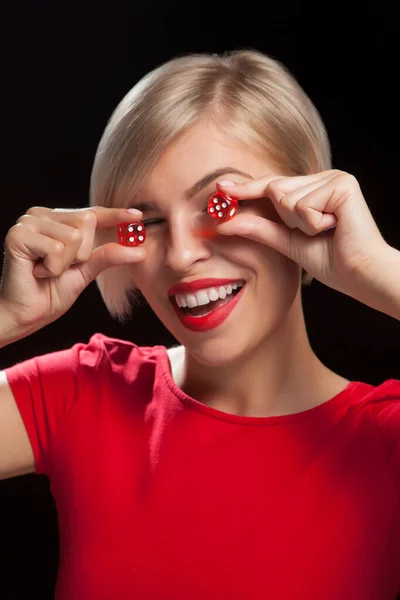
[208,288,219,302]
[218,286,227,300]
[174,281,244,308]
[195,290,211,306]
[186,294,198,308]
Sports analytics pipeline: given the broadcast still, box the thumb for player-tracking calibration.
[217,214,294,259]
[79,242,146,284]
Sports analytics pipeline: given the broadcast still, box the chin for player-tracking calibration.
[177,329,260,368]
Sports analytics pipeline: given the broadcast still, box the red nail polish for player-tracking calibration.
[117,222,146,246]
[207,191,238,223]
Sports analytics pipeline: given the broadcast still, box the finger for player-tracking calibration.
[294,173,375,236]
[294,205,337,235]
[70,207,144,259]
[216,170,340,200]
[75,206,144,229]
[79,241,146,284]
[33,235,146,280]
[17,230,70,278]
[39,206,143,262]
[216,176,281,200]
[271,173,339,231]
[216,213,294,260]
[17,215,84,268]
[28,205,143,229]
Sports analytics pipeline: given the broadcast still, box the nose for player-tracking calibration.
[164,216,213,273]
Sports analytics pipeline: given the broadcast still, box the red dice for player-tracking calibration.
[117,222,146,246]
[207,191,238,223]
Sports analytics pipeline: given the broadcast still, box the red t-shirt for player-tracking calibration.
[4,333,400,599]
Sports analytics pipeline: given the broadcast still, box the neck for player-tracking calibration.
[171,298,348,418]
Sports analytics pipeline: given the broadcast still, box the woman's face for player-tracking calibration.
[129,120,301,365]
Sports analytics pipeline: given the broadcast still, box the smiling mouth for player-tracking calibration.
[175,285,244,317]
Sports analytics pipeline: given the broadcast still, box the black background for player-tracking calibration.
[0,1,399,598]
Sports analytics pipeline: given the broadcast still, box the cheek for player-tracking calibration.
[223,238,271,270]
[131,261,155,283]
[227,238,298,285]
[129,244,161,288]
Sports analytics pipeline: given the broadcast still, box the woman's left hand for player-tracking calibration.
[216,170,390,296]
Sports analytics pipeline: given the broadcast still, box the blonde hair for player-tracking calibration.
[90,49,331,323]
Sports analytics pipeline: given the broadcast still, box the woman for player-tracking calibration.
[0,50,399,600]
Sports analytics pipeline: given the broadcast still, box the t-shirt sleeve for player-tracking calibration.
[3,333,105,475]
[369,379,400,493]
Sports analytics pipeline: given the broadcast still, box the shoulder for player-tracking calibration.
[6,332,165,381]
[365,378,400,439]
[77,333,166,381]
[355,378,400,419]
[349,378,400,429]
[353,379,400,481]
[85,332,164,364]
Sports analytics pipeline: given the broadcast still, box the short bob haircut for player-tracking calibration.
[90,49,331,324]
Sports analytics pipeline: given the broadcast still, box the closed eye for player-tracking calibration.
[141,200,249,227]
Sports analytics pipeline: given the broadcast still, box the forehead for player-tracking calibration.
[136,121,272,201]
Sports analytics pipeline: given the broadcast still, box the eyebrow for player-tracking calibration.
[130,167,253,212]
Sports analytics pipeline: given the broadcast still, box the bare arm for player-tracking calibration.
[0,204,145,481]
[0,305,36,480]
[0,370,35,480]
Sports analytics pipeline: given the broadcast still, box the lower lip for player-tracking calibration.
[170,284,246,332]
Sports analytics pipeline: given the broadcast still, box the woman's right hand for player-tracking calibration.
[0,206,146,334]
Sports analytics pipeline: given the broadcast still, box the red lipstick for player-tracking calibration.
[170,283,246,332]
[168,278,244,297]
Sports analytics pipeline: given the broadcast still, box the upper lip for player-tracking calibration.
[168,278,246,297]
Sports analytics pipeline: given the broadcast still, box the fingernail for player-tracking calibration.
[126,208,143,215]
[218,180,235,187]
